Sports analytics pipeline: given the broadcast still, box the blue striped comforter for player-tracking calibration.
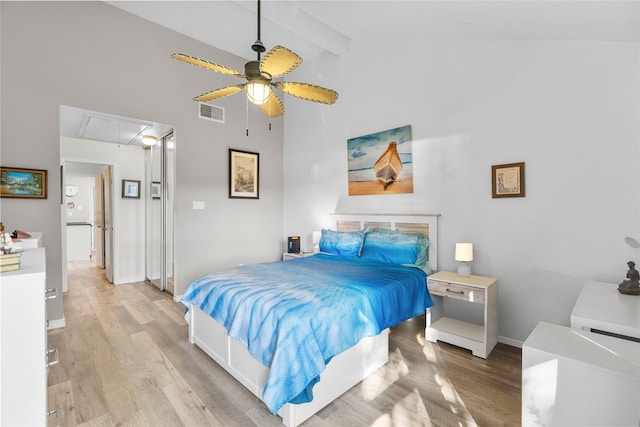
[181,253,432,413]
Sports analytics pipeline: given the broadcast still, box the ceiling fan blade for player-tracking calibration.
[194,84,245,102]
[260,46,302,79]
[275,82,338,105]
[261,93,285,118]
[171,53,244,78]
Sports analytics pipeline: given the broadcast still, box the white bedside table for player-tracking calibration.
[282,252,316,261]
[426,271,498,358]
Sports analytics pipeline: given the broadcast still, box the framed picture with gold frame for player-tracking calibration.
[0,166,48,199]
[492,162,525,198]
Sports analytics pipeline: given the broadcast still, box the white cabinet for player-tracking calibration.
[0,248,55,426]
[571,280,640,340]
[523,321,640,426]
[426,271,498,358]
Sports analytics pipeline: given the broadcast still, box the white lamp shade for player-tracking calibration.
[312,231,321,245]
[245,81,271,105]
[455,243,473,262]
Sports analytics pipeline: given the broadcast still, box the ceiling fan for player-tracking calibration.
[171,0,338,118]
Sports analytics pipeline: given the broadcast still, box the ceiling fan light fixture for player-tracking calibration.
[245,81,271,105]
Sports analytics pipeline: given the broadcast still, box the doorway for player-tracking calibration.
[60,105,175,291]
[62,161,114,290]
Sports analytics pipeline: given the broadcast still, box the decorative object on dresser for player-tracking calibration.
[491,161,525,198]
[426,271,498,358]
[0,252,22,272]
[229,149,259,199]
[618,260,640,295]
[454,242,473,277]
[0,166,48,199]
[121,179,140,199]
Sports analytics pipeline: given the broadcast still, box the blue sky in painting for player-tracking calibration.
[347,125,413,182]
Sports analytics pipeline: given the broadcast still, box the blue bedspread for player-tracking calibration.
[181,253,432,413]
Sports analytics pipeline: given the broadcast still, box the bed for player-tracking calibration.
[181,213,439,426]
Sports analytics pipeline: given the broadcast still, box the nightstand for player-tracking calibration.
[426,271,498,358]
[282,252,316,261]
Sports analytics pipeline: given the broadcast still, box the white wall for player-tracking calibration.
[64,176,93,224]
[284,39,640,343]
[61,137,146,284]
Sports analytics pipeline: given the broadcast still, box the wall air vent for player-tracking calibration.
[198,102,225,123]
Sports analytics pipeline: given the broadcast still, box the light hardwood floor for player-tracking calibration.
[47,261,521,427]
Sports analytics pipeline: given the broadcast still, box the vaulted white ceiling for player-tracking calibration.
[107,0,640,62]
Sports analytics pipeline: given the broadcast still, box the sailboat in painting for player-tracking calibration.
[373,141,402,190]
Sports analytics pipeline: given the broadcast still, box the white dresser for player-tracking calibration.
[0,248,57,425]
[523,321,640,426]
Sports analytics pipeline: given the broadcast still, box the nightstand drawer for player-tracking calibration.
[428,280,485,304]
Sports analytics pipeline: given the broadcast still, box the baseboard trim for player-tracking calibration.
[47,317,66,330]
[499,335,523,348]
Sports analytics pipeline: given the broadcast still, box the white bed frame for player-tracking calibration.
[188,213,439,426]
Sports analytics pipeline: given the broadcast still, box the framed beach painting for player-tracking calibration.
[0,167,48,199]
[347,125,413,196]
[229,149,259,199]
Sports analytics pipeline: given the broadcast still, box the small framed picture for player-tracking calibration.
[0,166,48,199]
[151,181,161,199]
[492,162,525,198]
[122,179,140,199]
[229,149,259,199]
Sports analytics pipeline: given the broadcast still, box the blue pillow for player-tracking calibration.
[374,228,429,265]
[361,231,429,267]
[319,229,367,257]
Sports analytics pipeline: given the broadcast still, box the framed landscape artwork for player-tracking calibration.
[0,167,48,199]
[229,149,259,199]
[347,125,414,196]
[492,162,525,198]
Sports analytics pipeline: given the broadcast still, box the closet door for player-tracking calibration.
[145,132,174,294]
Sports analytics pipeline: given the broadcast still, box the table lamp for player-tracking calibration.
[455,243,473,277]
[312,231,322,253]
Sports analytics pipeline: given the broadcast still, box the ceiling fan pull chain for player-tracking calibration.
[246,97,250,136]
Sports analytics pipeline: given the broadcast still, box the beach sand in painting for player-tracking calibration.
[349,179,414,196]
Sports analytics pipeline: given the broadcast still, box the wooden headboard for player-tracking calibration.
[331,213,440,272]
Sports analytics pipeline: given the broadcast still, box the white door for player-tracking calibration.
[103,166,114,283]
[93,174,105,268]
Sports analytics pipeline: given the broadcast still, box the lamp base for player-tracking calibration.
[457,262,471,277]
